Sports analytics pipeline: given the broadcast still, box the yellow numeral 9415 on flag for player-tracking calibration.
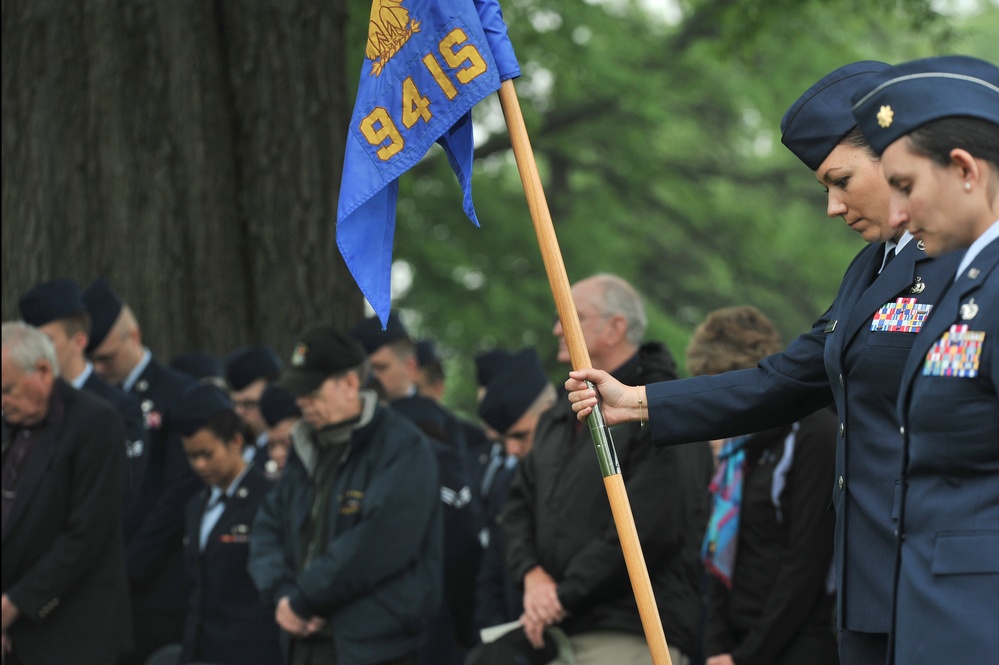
[359,28,487,161]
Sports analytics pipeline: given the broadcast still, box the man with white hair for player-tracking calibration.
[2,322,131,664]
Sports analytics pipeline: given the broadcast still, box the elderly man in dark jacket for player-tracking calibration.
[248,325,442,665]
[471,274,712,665]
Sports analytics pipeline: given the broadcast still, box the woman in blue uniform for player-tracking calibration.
[850,54,999,665]
[564,61,964,665]
[174,384,281,665]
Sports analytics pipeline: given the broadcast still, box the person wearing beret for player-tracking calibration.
[248,326,442,665]
[469,347,555,639]
[2,322,132,664]
[690,307,838,665]
[476,274,710,665]
[224,344,283,465]
[82,276,200,665]
[850,54,999,665]
[259,383,302,478]
[351,312,484,662]
[17,278,150,512]
[175,384,281,665]
[566,61,965,665]
[170,351,228,389]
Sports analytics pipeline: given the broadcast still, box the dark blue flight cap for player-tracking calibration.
[350,311,410,355]
[225,344,283,391]
[851,55,999,155]
[259,384,301,427]
[474,349,513,388]
[18,278,87,328]
[478,347,549,434]
[171,351,225,381]
[781,61,891,170]
[415,339,439,367]
[82,276,124,353]
[172,383,235,437]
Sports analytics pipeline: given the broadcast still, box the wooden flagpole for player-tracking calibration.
[497,79,672,665]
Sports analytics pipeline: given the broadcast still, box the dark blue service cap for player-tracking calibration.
[171,351,225,381]
[82,276,124,352]
[225,344,283,391]
[18,278,87,328]
[350,311,410,355]
[277,325,367,396]
[172,383,234,437]
[851,55,999,155]
[259,384,301,427]
[477,347,549,434]
[781,61,891,170]
[474,349,513,388]
[415,339,439,367]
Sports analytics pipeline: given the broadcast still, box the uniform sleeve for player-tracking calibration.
[6,403,125,621]
[291,432,441,614]
[646,312,835,445]
[730,413,837,665]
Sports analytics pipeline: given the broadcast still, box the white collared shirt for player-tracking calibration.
[123,348,153,392]
[199,464,251,550]
[955,219,999,281]
[70,361,95,390]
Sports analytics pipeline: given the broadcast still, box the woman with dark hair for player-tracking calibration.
[564,61,964,665]
[173,384,281,665]
[850,54,999,665]
[691,307,839,665]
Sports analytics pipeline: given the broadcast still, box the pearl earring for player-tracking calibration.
[965,182,972,191]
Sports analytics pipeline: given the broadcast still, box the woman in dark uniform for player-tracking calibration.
[850,54,999,665]
[174,384,281,665]
[565,61,964,665]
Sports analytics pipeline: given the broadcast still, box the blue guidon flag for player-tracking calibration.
[336,0,520,326]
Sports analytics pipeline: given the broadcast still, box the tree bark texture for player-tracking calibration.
[2,0,362,358]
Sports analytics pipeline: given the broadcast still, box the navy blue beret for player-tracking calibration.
[851,55,999,155]
[781,61,891,170]
[350,311,410,355]
[82,277,124,352]
[19,279,87,328]
[415,339,439,367]
[474,349,513,388]
[172,383,235,437]
[259,384,301,427]
[224,344,283,391]
[478,347,549,434]
[171,351,225,381]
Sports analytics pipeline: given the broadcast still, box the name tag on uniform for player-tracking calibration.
[923,325,985,378]
[871,297,932,333]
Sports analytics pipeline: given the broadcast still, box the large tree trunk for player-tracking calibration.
[2,0,362,359]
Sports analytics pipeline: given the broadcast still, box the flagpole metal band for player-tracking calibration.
[586,380,620,477]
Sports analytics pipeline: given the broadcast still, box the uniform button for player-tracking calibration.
[838,476,845,490]
[839,422,845,437]
[900,426,905,437]
[839,373,844,387]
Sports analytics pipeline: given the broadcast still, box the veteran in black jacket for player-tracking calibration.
[2,322,131,665]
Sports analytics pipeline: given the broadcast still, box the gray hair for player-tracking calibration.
[593,274,648,346]
[2,321,61,378]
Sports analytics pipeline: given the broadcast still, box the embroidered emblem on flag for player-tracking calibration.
[871,297,933,333]
[922,324,985,378]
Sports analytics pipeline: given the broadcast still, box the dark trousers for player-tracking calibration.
[839,629,888,665]
[122,609,186,665]
[289,636,419,665]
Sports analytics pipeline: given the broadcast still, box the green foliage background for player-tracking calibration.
[346,0,999,417]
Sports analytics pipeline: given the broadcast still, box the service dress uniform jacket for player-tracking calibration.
[646,239,963,634]
[891,237,999,665]
[1,381,131,665]
[180,464,281,665]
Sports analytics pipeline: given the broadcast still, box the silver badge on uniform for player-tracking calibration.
[125,439,144,459]
[908,277,926,294]
[237,487,249,499]
[141,399,154,413]
[968,268,981,280]
[136,379,149,393]
[916,240,926,251]
[960,298,979,320]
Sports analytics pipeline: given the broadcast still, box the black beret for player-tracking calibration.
[82,276,124,353]
[224,344,283,391]
[478,347,549,434]
[170,351,225,381]
[259,384,301,427]
[474,349,513,388]
[19,279,87,328]
[781,61,891,170]
[851,55,999,155]
[172,383,234,437]
[277,325,367,396]
[350,311,410,355]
